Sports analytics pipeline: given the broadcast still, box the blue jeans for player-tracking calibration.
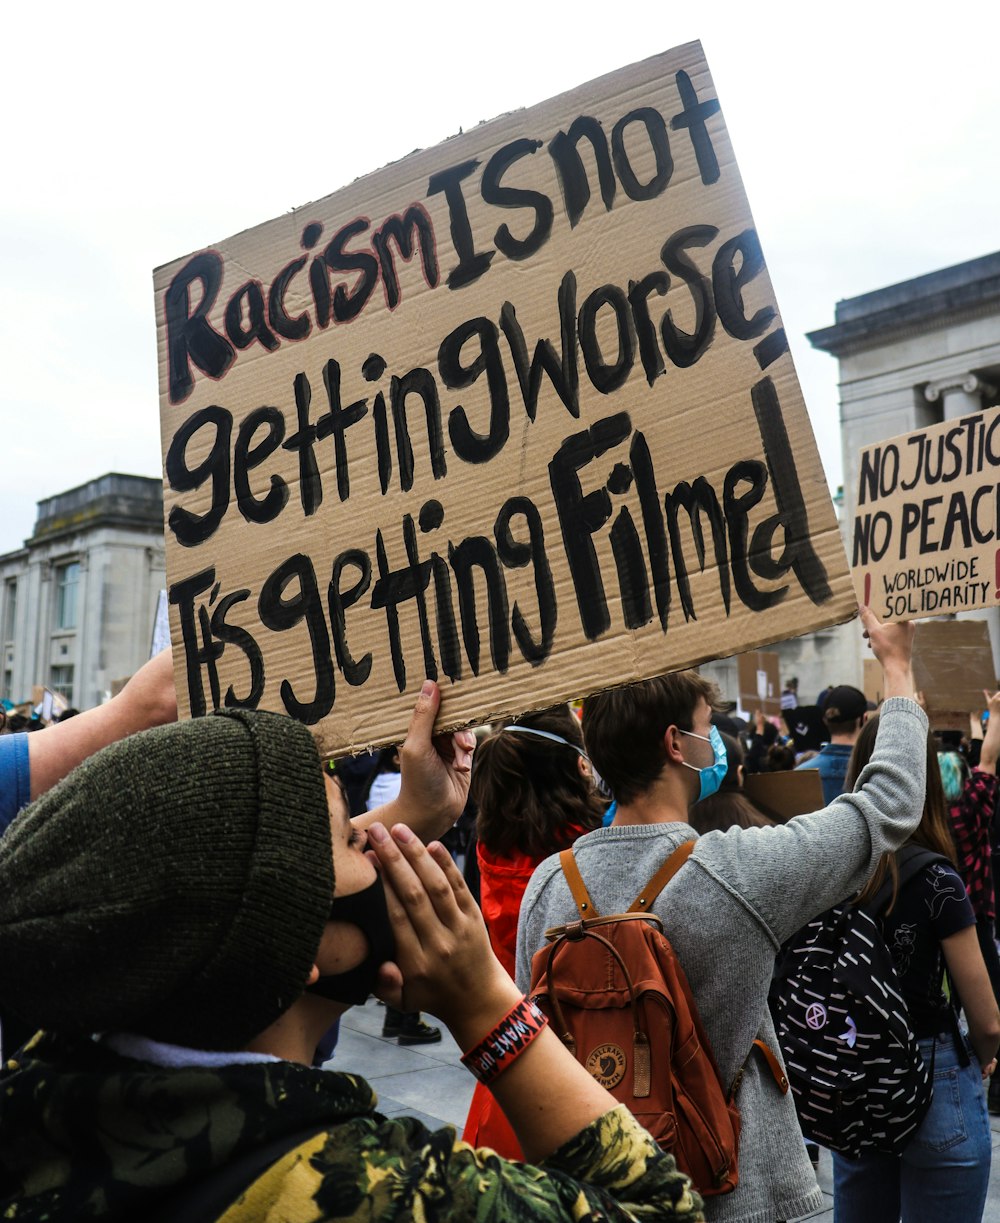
[832,1033,991,1222]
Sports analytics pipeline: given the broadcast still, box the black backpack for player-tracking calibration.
[769,846,950,1158]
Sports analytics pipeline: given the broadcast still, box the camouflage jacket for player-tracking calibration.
[0,1032,703,1221]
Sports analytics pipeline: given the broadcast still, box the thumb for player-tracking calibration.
[405,680,440,753]
[374,963,405,1011]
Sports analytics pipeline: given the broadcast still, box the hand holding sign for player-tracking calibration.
[859,606,916,702]
[353,679,476,842]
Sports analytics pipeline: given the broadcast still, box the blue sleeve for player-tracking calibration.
[0,733,31,835]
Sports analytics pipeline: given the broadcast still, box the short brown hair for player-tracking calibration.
[582,670,719,805]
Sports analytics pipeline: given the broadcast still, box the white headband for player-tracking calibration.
[502,725,589,760]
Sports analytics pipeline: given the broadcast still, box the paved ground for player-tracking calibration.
[330,999,1000,1219]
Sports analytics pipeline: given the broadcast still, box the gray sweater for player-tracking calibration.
[515,696,928,1223]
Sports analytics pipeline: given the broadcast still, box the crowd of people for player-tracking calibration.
[1,610,999,1221]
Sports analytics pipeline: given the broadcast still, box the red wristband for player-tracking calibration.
[460,996,549,1084]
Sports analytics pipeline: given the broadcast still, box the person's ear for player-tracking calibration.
[663,725,686,765]
[306,963,320,986]
[576,755,591,780]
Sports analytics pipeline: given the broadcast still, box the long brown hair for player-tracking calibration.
[472,705,605,858]
[847,713,956,912]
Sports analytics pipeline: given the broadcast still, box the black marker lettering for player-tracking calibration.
[328,548,373,686]
[427,160,494,289]
[165,251,234,404]
[234,406,289,525]
[165,406,232,546]
[258,553,335,724]
[495,496,556,665]
[611,107,673,200]
[548,116,616,228]
[482,138,554,261]
[440,317,510,463]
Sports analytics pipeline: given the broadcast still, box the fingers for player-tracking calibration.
[452,730,476,772]
[405,678,475,771]
[378,858,423,962]
[367,822,463,930]
[403,679,440,755]
[431,729,476,773]
[374,962,405,1011]
[427,840,481,917]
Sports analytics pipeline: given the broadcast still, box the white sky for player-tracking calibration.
[2,1,998,556]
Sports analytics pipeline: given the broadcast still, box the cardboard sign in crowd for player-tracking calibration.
[736,651,781,718]
[853,405,1000,622]
[155,41,855,755]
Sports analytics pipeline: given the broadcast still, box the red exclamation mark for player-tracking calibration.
[994,550,1000,601]
[864,572,871,608]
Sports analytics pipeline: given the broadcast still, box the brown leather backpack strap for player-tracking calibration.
[628,839,696,913]
[731,1038,789,1100]
[559,848,601,919]
[753,1039,789,1094]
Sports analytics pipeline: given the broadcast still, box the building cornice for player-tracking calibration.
[808,253,1000,358]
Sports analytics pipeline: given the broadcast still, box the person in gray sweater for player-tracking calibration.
[515,609,924,1223]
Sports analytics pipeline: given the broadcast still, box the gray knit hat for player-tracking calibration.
[0,708,334,1050]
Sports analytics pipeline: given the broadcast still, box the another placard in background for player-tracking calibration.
[737,651,780,717]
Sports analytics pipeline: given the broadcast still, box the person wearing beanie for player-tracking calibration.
[793,683,868,804]
[0,684,703,1223]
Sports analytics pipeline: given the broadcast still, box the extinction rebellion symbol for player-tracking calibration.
[586,1043,627,1089]
[805,1003,828,1031]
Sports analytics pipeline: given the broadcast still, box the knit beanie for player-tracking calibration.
[0,708,334,1050]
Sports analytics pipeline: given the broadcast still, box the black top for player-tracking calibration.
[880,860,974,1037]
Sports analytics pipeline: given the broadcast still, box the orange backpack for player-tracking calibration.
[528,841,786,1197]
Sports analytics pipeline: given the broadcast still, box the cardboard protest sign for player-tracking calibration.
[737,651,780,717]
[852,405,1000,621]
[743,769,823,823]
[912,618,995,726]
[862,658,883,708]
[155,41,855,756]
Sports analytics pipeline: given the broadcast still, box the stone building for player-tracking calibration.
[808,249,1000,675]
[0,474,165,711]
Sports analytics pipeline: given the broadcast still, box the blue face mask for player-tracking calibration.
[679,725,728,803]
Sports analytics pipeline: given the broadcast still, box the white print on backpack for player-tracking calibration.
[838,1017,858,1048]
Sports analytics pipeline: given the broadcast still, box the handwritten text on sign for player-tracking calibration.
[853,407,1000,621]
[156,43,853,755]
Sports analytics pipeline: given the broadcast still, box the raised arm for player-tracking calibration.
[28,648,177,801]
[976,690,1000,776]
[690,609,928,945]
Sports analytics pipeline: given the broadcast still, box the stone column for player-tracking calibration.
[924,374,995,420]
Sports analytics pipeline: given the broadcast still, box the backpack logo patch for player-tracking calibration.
[804,1002,827,1031]
[586,1043,626,1089]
